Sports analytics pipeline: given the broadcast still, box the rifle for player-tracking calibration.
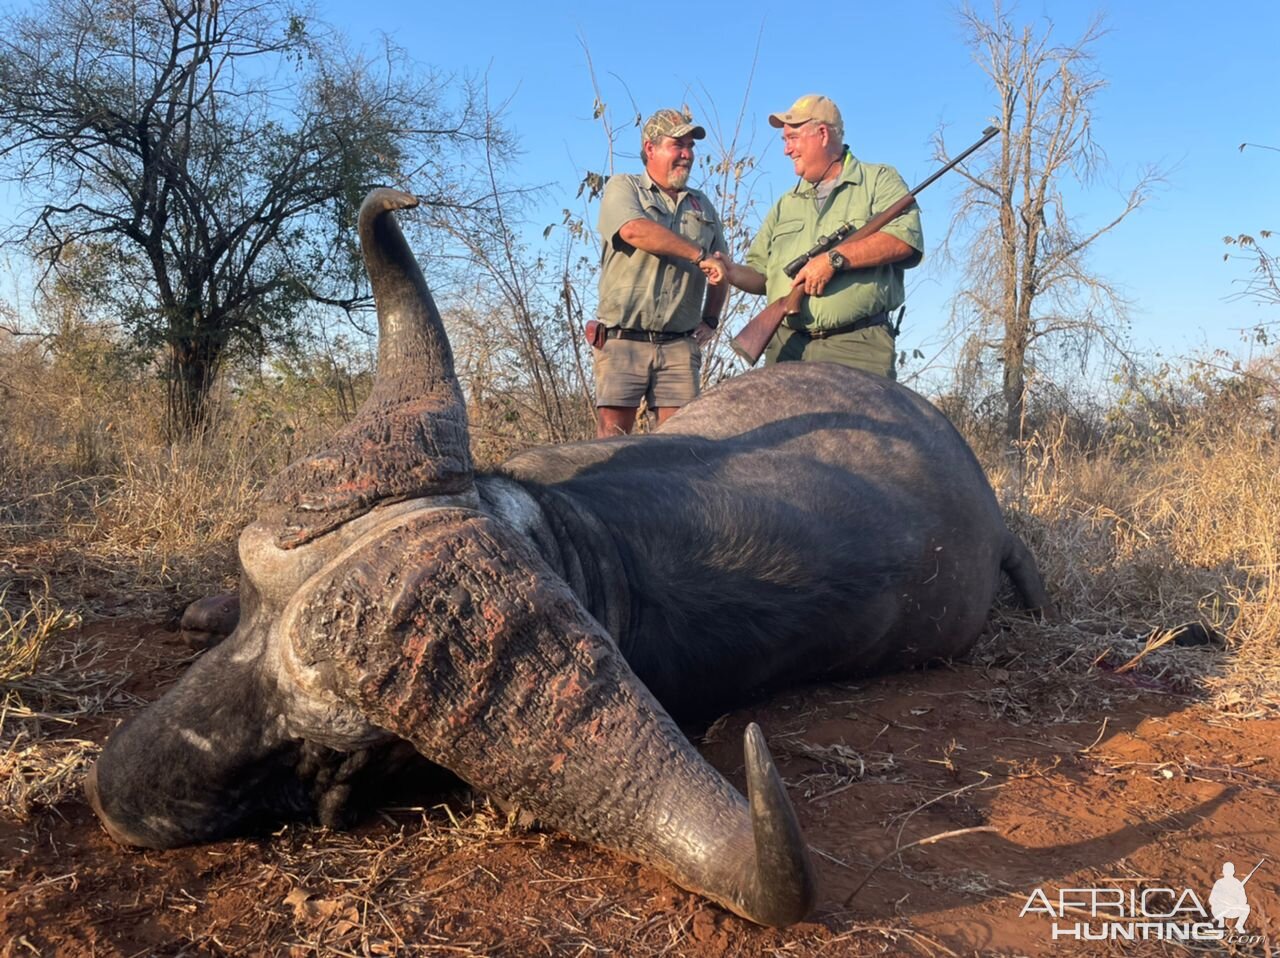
[730,125,1002,365]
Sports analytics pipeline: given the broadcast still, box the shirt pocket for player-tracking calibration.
[678,208,717,249]
[772,220,806,242]
[769,220,808,271]
[639,194,674,229]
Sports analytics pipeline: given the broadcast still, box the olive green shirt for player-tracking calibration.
[597,172,729,333]
[747,150,923,332]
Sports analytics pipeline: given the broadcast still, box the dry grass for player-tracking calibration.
[0,585,124,820]
[0,585,76,684]
[986,404,1280,711]
[1,330,352,608]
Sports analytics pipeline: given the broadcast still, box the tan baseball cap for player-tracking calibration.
[768,94,843,130]
[643,108,706,142]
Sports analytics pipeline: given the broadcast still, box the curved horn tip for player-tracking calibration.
[361,187,420,217]
[743,722,818,926]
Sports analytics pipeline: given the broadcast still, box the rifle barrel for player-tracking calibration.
[908,125,1001,196]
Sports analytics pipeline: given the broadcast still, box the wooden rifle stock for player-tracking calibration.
[730,125,1001,366]
[730,286,805,365]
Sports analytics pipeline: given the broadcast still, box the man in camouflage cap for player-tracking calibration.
[592,108,730,437]
[715,94,923,378]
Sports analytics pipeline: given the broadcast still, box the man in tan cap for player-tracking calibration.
[716,94,922,377]
[592,108,730,437]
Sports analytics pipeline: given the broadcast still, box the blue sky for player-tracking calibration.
[312,0,1280,371]
[2,0,1272,378]
[317,0,1279,372]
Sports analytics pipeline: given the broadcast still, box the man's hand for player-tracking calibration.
[791,256,836,296]
[699,254,727,285]
[693,321,715,346]
[711,253,767,295]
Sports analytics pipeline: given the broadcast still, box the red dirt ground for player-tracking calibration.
[3,619,1278,957]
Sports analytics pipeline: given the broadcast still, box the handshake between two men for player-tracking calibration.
[590,96,926,438]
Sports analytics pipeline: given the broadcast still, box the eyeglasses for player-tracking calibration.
[781,125,822,147]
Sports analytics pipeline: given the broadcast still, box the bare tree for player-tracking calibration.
[936,2,1163,444]
[0,0,509,437]
[1225,226,1279,334]
[1224,145,1278,328]
[438,103,594,448]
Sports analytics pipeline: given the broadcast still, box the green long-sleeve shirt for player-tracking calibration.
[747,150,923,332]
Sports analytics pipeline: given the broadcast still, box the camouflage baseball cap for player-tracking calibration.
[768,94,843,130]
[642,108,706,143]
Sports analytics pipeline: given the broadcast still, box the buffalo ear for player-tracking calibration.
[283,507,814,926]
[258,188,473,549]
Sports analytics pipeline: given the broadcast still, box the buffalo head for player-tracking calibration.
[86,189,815,927]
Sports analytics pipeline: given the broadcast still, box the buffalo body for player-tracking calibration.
[88,189,1047,927]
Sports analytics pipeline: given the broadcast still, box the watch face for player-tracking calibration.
[828,251,846,270]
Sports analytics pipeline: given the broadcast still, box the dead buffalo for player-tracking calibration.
[86,188,1049,928]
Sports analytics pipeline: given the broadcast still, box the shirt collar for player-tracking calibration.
[639,168,697,207]
[640,168,682,196]
[793,147,862,197]
[837,148,864,186]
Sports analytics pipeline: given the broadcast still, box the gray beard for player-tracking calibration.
[668,167,691,190]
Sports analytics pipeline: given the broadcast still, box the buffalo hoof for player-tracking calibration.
[181,593,241,650]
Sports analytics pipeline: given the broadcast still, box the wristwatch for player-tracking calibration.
[827,250,847,271]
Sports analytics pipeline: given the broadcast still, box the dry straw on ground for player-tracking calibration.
[0,584,104,819]
[997,408,1280,710]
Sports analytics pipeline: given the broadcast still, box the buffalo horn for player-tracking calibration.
[258,188,473,548]
[288,509,817,926]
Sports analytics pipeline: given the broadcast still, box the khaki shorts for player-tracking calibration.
[593,335,702,408]
[764,323,897,380]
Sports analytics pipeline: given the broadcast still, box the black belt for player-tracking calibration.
[606,327,693,343]
[787,311,890,340]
